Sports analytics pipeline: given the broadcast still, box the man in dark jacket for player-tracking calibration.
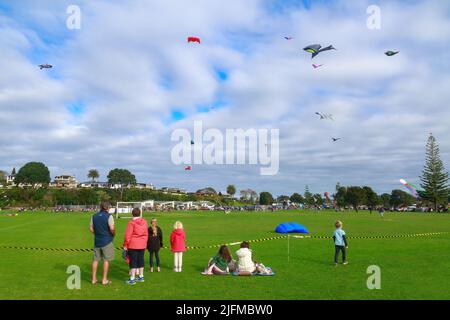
[147,218,163,272]
[90,201,115,285]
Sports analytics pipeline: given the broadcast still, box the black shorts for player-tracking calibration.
[128,249,145,269]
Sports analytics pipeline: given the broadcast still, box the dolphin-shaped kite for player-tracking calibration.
[385,51,399,56]
[304,44,336,59]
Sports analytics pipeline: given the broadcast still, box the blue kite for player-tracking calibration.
[275,222,309,234]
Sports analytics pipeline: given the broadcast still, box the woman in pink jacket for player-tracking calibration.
[170,221,186,272]
[123,208,148,285]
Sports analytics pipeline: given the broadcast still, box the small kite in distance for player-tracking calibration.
[185,166,192,171]
[38,64,53,70]
[191,140,195,145]
[332,138,341,142]
[385,51,399,56]
[304,44,336,59]
[315,112,334,121]
[312,64,323,69]
[284,36,293,40]
[187,36,201,44]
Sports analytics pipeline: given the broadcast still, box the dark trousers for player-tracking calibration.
[334,245,347,263]
[148,249,160,267]
[128,249,145,269]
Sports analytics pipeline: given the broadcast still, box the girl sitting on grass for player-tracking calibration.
[202,245,234,275]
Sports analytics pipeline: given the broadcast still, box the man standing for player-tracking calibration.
[90,201,115,285]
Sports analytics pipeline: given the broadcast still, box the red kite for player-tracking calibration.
[187,37,201,44]
[185,166,192,171]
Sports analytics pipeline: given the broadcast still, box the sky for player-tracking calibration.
[1,0,450,196]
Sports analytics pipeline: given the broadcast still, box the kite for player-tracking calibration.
[303,44,336,59]
[187,36,201,44]
[185,166,192,171]
[385,51,399,56]
[332,138,341,142]
[312,64,323,69]
[38,64,53,70]
[284,36,293,40]
[190,140,195,145]
[315,112,334,121]
[399,179,424,198]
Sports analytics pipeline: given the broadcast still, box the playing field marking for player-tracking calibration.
[0,232,448,253]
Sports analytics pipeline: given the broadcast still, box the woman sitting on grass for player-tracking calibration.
[235,241,271,275]
[202,245,234,275]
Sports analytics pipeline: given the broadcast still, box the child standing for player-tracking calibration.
[333,220,348,266]
[147,218,163,272]
[170,221,186,272]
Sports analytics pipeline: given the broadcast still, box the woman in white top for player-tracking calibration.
[235,241,256,273]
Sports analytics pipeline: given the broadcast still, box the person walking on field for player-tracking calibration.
[170,221,186,272]
[123,208,149,285]
[90,201,115,285]
[147,218,163,272]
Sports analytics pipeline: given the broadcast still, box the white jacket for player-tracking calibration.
[236,248,256,273]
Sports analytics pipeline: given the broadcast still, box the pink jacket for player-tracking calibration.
[170,229,186,252]
[123,218,149,250]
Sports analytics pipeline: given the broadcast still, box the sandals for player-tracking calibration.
[102,280,112,286]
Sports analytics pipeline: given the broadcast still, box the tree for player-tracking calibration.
[420,134,450,211]
[363,186,379,210]
[107,168,136,186]
[277,195,290,203]
[380,193,391,208]
[226,185,236,197]
[11,167,16,175]
[259,192,274,205]
[313,194,324,205]
[0,170,6,183]
[334,184,347,208]
[304,185,314,205]
[390,189,415,208]
[14,162,51,185]
[290,193,304,204]
[87,169,99,182]
[345,186,366,212]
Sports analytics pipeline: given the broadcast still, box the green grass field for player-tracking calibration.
[1,210,450,300]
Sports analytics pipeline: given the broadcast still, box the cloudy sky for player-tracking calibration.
[1,0,449,196]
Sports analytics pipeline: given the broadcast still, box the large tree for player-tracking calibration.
[226,185,236,197]
[14,162,51,185]
[290,193,305,204]
[363,186,379,210]
[420,134,450,211]
[87,169,99,182]
[390,189,415,208]
[304,185,314,205]
[345,186,366,212]
[107,168,136,186]
[259,192,274,205]
[334,184,347,208]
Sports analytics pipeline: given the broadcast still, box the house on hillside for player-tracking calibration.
[50,175,78,188]
[196,187,217,196]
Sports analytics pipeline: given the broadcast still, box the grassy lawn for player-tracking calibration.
[0,210,449,300]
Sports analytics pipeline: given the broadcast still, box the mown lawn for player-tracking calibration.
[0,210,449,300]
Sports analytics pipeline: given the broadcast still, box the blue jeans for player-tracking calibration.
[148,250,160,267]
[334,245,347,263]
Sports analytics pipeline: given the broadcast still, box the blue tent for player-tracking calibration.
[275,222,309,234]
